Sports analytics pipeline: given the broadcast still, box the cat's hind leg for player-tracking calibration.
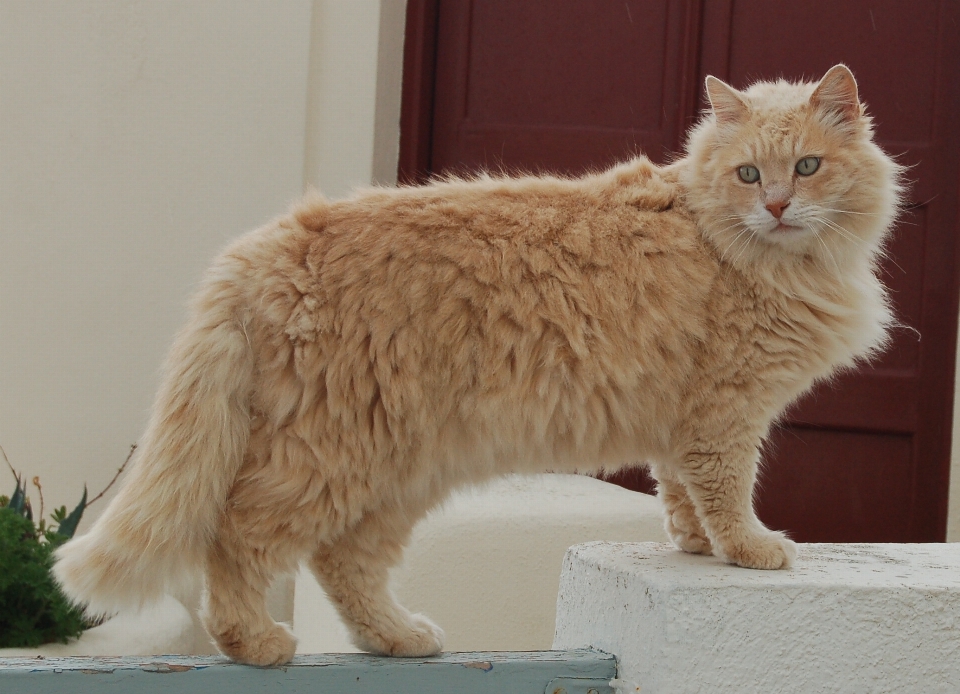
[649,464,713,555]
[309,507,444,657]
[202,512,297,666]
[199,424,311,665]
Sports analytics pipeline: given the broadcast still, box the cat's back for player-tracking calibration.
[225,158,714,362]
[227,158,714,395]
[291,155,703,294]
[290,157,704,383]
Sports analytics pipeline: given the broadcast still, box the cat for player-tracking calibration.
[54,64,902,666]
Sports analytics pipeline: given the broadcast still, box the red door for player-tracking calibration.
[399,0,960,542]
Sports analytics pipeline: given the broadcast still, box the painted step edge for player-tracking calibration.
[1,649,617,694]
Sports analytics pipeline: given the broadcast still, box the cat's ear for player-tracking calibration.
[705,75,748,126]
[811,64,861,123]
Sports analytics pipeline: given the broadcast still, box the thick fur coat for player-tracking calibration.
[54,65,901,665]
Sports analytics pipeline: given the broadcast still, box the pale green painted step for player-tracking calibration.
[0,649,616,694]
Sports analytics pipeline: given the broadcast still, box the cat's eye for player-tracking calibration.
[796,156,820,176]
[737,165,760,183]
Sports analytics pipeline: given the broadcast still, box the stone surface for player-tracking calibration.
[554,541,960,694]
[295,473,665,652]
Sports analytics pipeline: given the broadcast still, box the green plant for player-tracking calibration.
[0,445,134,648]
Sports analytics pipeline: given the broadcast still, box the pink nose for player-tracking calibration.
[766,200,790,219]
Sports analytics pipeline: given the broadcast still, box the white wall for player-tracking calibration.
[304,0,406,197]
[0,0,405,523]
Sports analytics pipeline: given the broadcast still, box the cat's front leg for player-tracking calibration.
[677,446,796,570]
[648,464,713,555]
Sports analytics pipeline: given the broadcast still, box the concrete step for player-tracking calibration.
[554,541,960,694]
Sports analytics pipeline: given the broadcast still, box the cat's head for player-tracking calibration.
[679,65,903,272]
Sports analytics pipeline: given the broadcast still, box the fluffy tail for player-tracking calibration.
[54,255,255,616]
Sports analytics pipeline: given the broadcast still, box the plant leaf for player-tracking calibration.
[55,487,86,539]
[8,477,25,516]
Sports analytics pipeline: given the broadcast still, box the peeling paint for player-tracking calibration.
[142,663,194,673]
[461,661,493,671]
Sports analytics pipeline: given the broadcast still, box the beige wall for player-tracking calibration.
[0,0,406,524]
[304,0,406,196]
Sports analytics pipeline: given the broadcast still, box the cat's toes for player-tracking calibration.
[718,530,796,570]
[669,527,713,555]
[665,511,713,555]
[398,613,445,657]
[213,622,298,667]
[353,612,445,657]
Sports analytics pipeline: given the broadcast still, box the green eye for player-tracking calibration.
[796,156,820,176]
[738,165,760,183]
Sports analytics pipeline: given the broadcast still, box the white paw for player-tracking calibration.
[718,530,796,570]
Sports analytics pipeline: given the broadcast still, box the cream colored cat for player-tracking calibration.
[54,65,901,666]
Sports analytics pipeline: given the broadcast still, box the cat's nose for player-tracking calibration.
[765,200,790,219]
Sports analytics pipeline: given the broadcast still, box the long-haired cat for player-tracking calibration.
[54,65,902,666]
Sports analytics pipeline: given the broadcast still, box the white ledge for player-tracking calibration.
[553,541,960,694]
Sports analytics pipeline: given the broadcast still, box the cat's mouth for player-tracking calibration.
[772,222,802,233]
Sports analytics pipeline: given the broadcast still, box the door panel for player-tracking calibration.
[430,0,702,175]
[700,0,960,540]
[399,0,960,541]
[759,427,916,542]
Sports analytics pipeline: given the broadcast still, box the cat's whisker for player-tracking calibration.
[811,226,843,276]
[813,215,869,247]
[814,215,906,274]
[715,223,752,264]
[829,198,920,227]
[815,214,882,251]
[814,217,880,261]
[719,225,753,264]
[816,207,880,217]
[711,220,747,233]
[703,219,745,250]
[722,238,749,268]
[730,228,759,268]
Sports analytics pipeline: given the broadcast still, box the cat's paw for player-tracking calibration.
[353,612,445,657]
[717,530,796,570]
[668,526,713,555]
[665,513,713,555]
[214,622,298,667]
